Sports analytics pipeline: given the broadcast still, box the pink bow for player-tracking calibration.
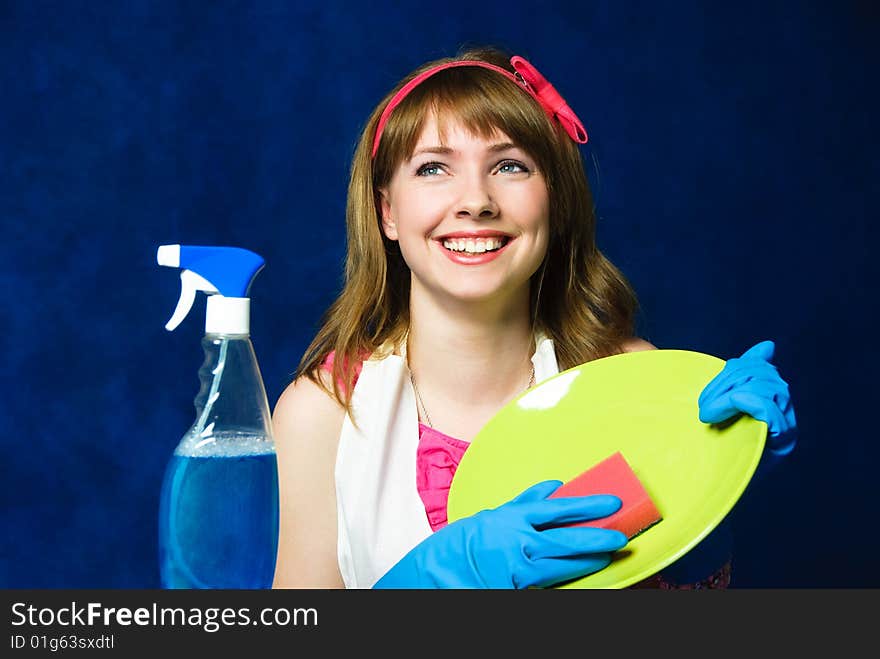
[511,56,588,144]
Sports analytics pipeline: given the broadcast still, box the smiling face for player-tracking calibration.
[378,112,550,308]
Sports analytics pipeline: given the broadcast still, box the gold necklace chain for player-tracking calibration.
[408,360,536,429]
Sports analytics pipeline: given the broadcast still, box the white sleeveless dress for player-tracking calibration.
[334,334,560,588]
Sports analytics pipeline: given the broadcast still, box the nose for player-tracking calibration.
[455,173,499,220]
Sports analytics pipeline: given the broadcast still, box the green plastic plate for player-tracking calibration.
[447,349,767,589]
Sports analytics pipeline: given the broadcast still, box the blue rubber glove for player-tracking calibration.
[373,480,628,589]
[698,340,797,456]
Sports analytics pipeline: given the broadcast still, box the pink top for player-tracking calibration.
[414,425,468,531]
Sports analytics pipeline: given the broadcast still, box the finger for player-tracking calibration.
[701,369,787,408]
[523,553,615,589]
[739,340,776,362]
[729,390,789,436]
[701,386,787,428]
[523,494,622,527]
[699,391,742,424]
[700,376,791,423]
[526,526,629,559]
[509,480,563,504]
[699,359,780,406]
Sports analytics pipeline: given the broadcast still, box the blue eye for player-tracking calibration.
[497,160,529,174]
[416,162,444,177]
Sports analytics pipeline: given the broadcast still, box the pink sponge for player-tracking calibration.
[549,451,662,539]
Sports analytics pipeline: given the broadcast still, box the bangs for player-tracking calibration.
[373,66,559,182]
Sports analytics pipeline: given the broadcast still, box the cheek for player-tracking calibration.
[526,197,551,262]
[523,195,550,243]
[391,190,447,235]
[512,182,550,222]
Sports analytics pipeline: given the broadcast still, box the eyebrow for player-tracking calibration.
[409,142,520,159]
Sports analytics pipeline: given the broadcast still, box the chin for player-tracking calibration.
[438,281,523,306]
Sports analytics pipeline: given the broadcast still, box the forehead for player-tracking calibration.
[411,111,512,151]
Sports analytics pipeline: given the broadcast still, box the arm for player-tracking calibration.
[272,371,346,588]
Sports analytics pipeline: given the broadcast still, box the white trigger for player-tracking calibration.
[165,269,218,331]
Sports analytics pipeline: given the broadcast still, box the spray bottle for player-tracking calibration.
[156,244,278,589]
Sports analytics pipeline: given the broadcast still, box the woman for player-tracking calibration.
[271,46,796,589]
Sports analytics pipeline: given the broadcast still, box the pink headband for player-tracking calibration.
[370,55,588,159]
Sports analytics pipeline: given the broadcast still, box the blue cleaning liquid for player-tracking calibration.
[158,433,279,589]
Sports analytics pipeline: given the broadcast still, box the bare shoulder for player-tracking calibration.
[272,370,346,588]
[272,369,346,437]
[621,337,658,353]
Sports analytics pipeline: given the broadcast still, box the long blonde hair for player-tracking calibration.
[295,46,639,421]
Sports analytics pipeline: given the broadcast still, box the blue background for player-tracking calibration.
[2,1,877,588]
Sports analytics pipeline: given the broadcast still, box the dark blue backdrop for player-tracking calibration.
[2,1,877,588]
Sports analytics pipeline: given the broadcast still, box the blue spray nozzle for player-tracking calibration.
[157,244,266,333]
[160,245,265,297]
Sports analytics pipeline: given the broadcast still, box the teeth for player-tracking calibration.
[441,237,507,253]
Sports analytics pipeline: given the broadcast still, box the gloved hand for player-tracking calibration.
[373,480,628,589]
[698,340,797,456]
